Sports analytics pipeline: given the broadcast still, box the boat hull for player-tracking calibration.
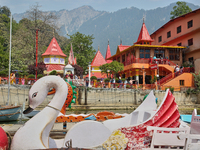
[0,106,21,122]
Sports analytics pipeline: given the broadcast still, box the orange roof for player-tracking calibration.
[45,64,65,72]
[85,72,107,78]
[91,49,107,66]
[42,37,66,57]
[105,43,112,63]
[135,22,154,44]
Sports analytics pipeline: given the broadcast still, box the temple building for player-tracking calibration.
[85,46,107,79]
[107,21,194,91]
[42,37,67,75]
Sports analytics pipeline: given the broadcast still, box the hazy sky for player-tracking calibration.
[0,0,200,14]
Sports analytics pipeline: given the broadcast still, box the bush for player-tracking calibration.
[37,74,43,79]
[104,78,110,83]
[165,86,174,93]
[91,76,97,81]
[122,78,125,83]
[0,70,7,77]
[115,78,119,83]
[28,74,35,79]
[186,88,197,96]
[49,70,57,75]
[23,72,29,76]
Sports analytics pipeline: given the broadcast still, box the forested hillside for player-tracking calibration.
[0,6,70,76]
[13,2,200,56]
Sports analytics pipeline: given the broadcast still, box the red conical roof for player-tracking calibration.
[105,42,112,63]
[42,37,66,57]
[91,48,107,66]
[135,22,154,44]
[74,57,77,65]
[68,43,75,65]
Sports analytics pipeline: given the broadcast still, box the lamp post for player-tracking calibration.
[88,62,91,87]
[157,62,160,90]
[107,70,110,78]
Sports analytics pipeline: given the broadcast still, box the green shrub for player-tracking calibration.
[104,78,110,83]
[28,74,35,79]
[0,70,7,77]
[37,74,43,79]
[165,86,174,93]
[91,76,97,81]
[49,70,57,75]
[23,72,29,76]
[115,78,119,83]
[121,78,125,82]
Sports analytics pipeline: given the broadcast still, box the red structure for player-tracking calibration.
[135,21,154,45]
[105,40,112,63]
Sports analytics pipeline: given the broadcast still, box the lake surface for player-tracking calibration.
[0,108,197,124]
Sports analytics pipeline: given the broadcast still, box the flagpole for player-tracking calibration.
[7,13,12,105]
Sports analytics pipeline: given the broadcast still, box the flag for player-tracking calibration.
[68,43,74,65]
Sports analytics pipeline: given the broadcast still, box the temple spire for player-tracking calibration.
[120,39,122,45]
[108,39,109,45]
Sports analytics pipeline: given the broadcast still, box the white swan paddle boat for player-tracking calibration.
[10,76,180,150]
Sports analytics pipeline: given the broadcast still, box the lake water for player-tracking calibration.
[1,108,197,124]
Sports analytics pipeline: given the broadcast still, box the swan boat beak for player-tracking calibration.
[23,106,34,114]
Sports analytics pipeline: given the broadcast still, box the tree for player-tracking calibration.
[72,64,84,77]
[170,1,192,19]
[11,3,69,73]
[28,62,46,75]
[0,6,11,17]
[99,61,124,78]
[192,72,200,92]
[63,32,96,72]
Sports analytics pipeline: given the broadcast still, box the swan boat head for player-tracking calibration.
[11,75,69,150]
[23,75,68,114]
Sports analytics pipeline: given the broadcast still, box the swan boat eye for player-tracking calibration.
[32,92,38,98]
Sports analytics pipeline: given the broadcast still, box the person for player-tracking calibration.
[86,78,89,87]
[129,78,135,89]
[112,78,115,88]
[100,78,103,88]
[15,71,19,84]
[108,78,111,88]
[124,79,127,89]
[74,74,78,79]
[21,77,25,85]
[118,77,122,88]
[69,73,73,79]
[175,64,180,73]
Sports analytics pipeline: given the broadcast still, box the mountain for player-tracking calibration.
[13,3,200,57]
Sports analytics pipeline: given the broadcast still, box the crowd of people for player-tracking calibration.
[87,76,137,89]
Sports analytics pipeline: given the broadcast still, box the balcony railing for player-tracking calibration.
[158,67,195,85]
[123,58,176,66]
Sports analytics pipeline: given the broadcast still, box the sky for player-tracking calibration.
[0,0,200,14]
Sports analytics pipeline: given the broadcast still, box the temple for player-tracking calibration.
[107,21,194,91]
[42,37,67,75]
[85,46,107,78]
